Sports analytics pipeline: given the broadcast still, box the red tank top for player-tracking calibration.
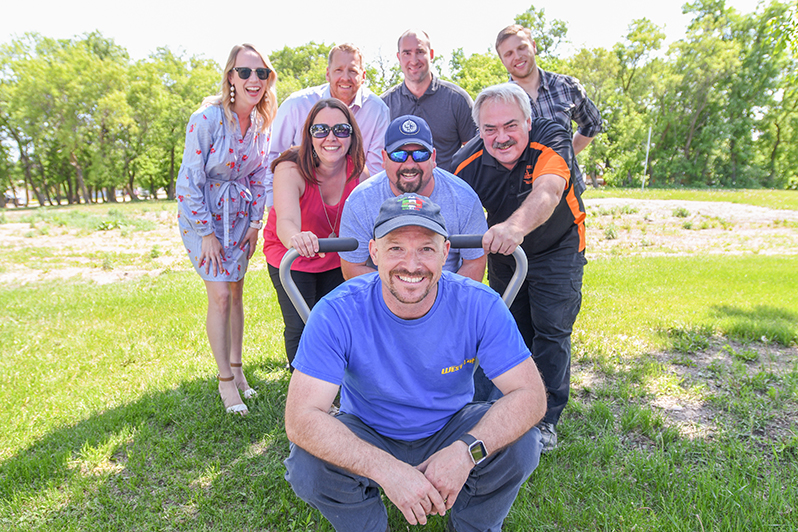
[262,157,358,272]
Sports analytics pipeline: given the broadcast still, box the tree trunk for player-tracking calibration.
[66,176,75,204]
[683,97,708,159]
[69,152,91,204]
[167,146,176,200]
[769,122,781,183]
[37,164,54,206]
[106,186,118,203]
[126,166,138,202]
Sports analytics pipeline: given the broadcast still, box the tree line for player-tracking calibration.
[1,0,796,207]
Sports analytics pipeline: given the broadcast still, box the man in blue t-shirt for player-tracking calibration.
[339,114,487,283]
[284,193,546,532]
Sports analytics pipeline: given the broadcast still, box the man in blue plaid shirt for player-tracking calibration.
[495,24,603,195]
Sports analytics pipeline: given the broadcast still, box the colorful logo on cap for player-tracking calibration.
[400,196,423,211]
[401,119,418,134]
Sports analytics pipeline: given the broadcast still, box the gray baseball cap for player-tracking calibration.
[373,193,448,239]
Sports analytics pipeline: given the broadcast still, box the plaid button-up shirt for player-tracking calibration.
[519,68,603,193]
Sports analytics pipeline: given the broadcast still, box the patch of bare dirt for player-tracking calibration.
[572,338,798,444]
[583,198,798,257]
[2,198,796,285]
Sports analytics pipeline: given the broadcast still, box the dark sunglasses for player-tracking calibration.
[233,67,272,80]
[309,123,353,139]
[388,148,432,163]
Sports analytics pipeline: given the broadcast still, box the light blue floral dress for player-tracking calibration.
[176,103,269,281]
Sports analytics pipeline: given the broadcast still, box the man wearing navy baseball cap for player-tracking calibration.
[339,115,488,283]
[284,193,546,531]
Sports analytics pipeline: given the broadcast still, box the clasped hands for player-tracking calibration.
[381,442,473,526]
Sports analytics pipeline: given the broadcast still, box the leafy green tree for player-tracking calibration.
[448,48,507,99]
[651,0,741,185]
[365,52,402,96]
[748,1,797,187]
[269,42,331,103]
[513,4,569,57]
[130,49,218,199]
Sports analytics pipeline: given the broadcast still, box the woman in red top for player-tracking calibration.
[263,98,366,368]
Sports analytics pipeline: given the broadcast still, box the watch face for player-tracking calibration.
[469,440,487,464]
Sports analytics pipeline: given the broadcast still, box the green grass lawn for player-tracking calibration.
[1,192,797,531]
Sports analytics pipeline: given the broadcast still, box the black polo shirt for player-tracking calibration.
[453,118,586,259]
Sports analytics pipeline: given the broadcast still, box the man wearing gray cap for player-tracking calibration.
[339,114,487,282]
[284,193,546,532]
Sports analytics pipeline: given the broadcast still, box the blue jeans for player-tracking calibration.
[284,403,542,532]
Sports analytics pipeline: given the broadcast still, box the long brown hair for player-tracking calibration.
[282,98,365,185]
[204,43,278,133]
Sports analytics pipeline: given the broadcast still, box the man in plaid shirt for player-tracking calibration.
[495,24,603,194]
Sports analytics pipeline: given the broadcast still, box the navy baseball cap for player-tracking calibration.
[384,115,434,154]
[373,194,448,239]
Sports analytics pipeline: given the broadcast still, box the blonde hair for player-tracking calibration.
[204,43,278,133]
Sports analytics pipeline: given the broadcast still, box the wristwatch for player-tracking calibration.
[249,220,263,230]
[458,434,488,465]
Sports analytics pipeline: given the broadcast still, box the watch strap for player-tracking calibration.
[458,434,477,447]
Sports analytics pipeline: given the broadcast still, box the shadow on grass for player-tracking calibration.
[0,364,333,531]
[711,304,798,346]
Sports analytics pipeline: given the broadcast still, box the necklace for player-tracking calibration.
[315,156,351,238]
[322,198,341,238]
[314,168,344,238]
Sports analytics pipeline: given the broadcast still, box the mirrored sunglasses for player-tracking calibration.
[309,123,353,139]
[388,148,432,163]
[233,67,272,80]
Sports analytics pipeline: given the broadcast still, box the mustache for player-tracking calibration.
[391,268,432,279]
[492,139,517,150]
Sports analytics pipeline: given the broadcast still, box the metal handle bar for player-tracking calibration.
[279,235,528,324]
[447,234,527,309]
[279,238,358,324]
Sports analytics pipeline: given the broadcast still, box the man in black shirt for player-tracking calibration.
[453,83,587,452]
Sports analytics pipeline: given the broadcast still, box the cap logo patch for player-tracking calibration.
[400,197,423,211]
[401,120,418,134]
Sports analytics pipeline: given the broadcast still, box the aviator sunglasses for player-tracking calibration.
[309,123,353,139]
[233,67,272,80]
[387,148,432,163]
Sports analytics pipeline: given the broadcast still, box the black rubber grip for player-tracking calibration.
[448,234,484,249]
[317,237,359,253]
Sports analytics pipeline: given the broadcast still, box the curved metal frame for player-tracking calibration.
[278,238,358,324]
[279,235,528,324]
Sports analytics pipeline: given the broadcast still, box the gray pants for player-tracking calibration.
[284,403,541,532]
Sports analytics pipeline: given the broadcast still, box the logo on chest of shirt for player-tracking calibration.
[440,357,477,375]
[523,165,535,185]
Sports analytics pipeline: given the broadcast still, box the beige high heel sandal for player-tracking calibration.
[231,363,258,399]
[218,374,248,415]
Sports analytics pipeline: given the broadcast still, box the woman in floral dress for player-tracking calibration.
[177,44,277,415]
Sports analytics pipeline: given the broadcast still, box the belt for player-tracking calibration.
[207,177,253,249]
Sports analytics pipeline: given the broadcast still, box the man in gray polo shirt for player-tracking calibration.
[339,115,487,282]
[381,29,477,172]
